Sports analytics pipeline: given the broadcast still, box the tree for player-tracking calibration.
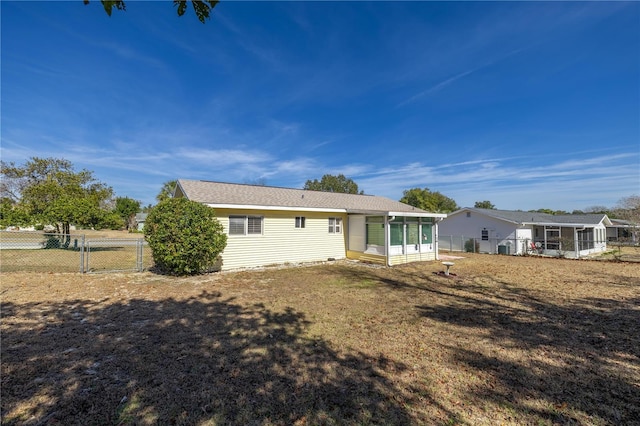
[303,174,364,194]
[0,198,31,229]
[474,201,496,209]
[144,197,227,275]
[114,197,141,230]
[584,205,611,215]
[614,195,640,242]
[531,208,569,215]
[156,180,177,203]
[84,0,219,23]
[400,188,458,213]
[0,157,113,240]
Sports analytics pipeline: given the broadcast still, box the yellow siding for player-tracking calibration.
[214,209,347,270]
[346,250,386,265]
[389,252,436,266]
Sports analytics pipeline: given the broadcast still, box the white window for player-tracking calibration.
[481,229,489,241]
[328,217,342,234]
[229,215,263,235]
[295,216,306,228]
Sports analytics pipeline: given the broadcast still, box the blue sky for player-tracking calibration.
[2,1,639,211]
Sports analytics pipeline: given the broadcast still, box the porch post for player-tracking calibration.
[574,227,579,259]
[403,218,407,263]
[385,215,390,266]
[434,218,440,260]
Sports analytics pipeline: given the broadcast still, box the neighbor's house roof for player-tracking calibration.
[174,179,446,217]
[449,208,612,227]
[609,218,635,227]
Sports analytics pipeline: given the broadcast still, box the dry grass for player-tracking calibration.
[1,254,639,425]
[591,245,640,262]
[0,231,151,273]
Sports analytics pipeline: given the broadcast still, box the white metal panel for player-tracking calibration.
[440,210,519,241]
[348,215,366,252]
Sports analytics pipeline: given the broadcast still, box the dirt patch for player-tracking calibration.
[2,254,639,425]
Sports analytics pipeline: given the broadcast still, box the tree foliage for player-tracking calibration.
[583,205,611,215]
[115,196,141,230]
[0,198,31,228]
[474,200,496,209]
[303,174,364,194]
[400,188,458,213]
[156,180,177,203]
[144,197,227,275]
[0,158,114,236]
[614,195,640,241]
[614,195,640,219]
[84,0,219,23]
[530,208,569,215]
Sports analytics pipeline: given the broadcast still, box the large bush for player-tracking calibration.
[144,198,227,275]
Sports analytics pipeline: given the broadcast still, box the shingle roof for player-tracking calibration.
[175,179,439,215]
[460,208,610,226]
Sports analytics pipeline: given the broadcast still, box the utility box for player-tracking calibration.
[498,245,510,255]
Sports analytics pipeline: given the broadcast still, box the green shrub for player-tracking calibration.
[464,238,479,253]
[44,234,61,249]
[144,198,227,275]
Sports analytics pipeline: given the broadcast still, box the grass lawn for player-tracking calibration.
[2,254,639,425]
[0,230,152,273]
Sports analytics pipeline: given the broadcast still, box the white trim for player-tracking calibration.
[524,222,605,227]
[205,204,446,218]
[205,203,346,213]
[387,211,447,218]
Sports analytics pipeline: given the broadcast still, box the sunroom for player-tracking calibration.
[531,223,609,257]
[347,212,446,266]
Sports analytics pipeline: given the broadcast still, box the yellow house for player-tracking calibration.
[174,179,447,270]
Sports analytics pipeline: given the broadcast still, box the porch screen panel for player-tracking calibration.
[561,227,575,251]
[578,229,594,250]
[406,218,419,245]
[421,224,433,244]
[390,218,404,246]
[366,223,385,246]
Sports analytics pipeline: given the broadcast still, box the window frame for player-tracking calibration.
[228,215,263,236]
[295,216,306,229]
[328,217,342,234]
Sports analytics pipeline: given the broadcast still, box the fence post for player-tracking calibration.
[137,239,144,272]
[79,234,85,273]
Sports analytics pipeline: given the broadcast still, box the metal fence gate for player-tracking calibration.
[84,238,148,273]
[0,232,151,273]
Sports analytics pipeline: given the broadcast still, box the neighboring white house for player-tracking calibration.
[439,208,612,258]
[173,179,446,270]
[134,213,148,231]
[607,218,637,244]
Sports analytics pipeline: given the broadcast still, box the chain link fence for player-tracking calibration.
[439,235,638,260]
[0,231,154,273]
[439,235,528,255]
